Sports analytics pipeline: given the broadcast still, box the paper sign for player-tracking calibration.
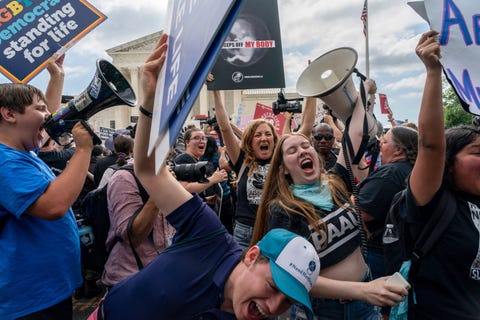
[379,93,391,114]
[0,0,106,83]
[410,0,480,115]
[253,102,285,135]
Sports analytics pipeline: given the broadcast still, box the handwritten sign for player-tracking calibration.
[0,0,106,83]
[410,0,480,115]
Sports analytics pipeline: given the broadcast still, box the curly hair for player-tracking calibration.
[240,119,278,175]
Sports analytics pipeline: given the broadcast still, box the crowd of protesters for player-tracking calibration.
[0,29,479,320]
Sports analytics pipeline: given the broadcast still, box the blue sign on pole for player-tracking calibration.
[149,0,246,171]
[0,0,106,83]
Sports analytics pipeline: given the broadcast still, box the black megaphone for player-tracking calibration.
[44,59,136,145]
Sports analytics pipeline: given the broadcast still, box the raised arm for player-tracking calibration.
[133,34,192,215]
[212,89,241,164]
[45,54,65,114]
[297,97,317,138]
[409,30,444,206]
[337,78,376,181]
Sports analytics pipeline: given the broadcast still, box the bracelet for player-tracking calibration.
[139,105,153,118]
[388,118,395,122]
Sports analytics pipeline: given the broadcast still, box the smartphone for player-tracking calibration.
[386,272,411,290]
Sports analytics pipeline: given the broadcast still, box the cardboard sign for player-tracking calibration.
[0,0,106,83]
[410,0,480,115]
[253,102,285,135]
[379,93,391,114]
[207,0,285,90]
[149,0,246,173]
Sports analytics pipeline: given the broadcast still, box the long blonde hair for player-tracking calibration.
[251,133,351,246]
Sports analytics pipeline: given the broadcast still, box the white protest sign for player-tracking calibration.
[410,0,480,115]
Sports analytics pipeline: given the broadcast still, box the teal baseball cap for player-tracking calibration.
[257,229,320,320]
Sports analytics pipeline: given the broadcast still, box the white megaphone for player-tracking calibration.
[296,47,377,140]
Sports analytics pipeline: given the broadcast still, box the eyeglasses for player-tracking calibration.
[313,134,334,141]
[189,136,206,142]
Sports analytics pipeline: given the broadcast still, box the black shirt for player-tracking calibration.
[403,186,480,319]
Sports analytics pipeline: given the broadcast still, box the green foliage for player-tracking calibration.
[443,83,474,128]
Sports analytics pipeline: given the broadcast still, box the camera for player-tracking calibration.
[206,116,217,126]
[169,161,209,183]
[272,90,303,115]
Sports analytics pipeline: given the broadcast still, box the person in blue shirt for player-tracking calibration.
[91,34,322,320]
[0,55,94,319]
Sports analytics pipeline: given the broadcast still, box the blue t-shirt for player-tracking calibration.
[0,144,82,319]
[102,195,242,320]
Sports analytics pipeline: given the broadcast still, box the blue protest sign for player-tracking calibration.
[0,0,106,83]
[149,0,246,171]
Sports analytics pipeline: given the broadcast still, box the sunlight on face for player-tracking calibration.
[282,135,319,185]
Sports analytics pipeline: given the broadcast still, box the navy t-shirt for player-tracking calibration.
[102,195,241,319]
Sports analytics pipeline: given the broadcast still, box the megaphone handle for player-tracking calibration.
[79,120,102,145]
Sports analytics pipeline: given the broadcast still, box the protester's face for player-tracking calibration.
[186,131,206,159]
[16,95,50,151]
[312,127,334,155]
[452,136,480,196]
[380,130,400,164]
[251,123,275,160]
[233,247,292,320]
[282,135,320,185]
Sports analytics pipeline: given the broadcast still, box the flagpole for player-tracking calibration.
[365,0,370,78]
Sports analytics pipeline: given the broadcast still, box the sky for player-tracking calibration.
[2,0,431,127]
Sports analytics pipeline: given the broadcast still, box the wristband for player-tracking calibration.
[388,118,395,122]
[139,105,153,118]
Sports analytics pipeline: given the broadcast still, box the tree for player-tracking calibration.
[443,81,475,128]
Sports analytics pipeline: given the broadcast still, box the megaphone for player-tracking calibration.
[44,59,136,145]
[296,47,377,139]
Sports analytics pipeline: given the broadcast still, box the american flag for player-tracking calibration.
[361,0,367,36]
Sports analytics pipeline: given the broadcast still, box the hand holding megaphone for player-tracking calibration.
[71,121,94,151]
[44,59,136,146]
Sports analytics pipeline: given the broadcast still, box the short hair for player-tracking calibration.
[312,123,333,135]
[184,127,202,141]
[0,83,46,120]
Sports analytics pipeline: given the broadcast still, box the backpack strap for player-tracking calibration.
[117,164,152,270]
[411,190,457,264]
[126,207,146,270]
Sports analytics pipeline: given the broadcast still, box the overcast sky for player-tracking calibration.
[6,0,431,127]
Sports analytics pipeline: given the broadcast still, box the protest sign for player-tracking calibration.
[149,0,246,173]
[207,0,285,90]
[0,0,106,83]
[409,0,480,115]
[379,93,391,114]
[253,102,285,135]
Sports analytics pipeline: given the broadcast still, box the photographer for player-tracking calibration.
[173,127,228,197]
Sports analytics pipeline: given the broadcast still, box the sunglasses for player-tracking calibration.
[314,134,334,141]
